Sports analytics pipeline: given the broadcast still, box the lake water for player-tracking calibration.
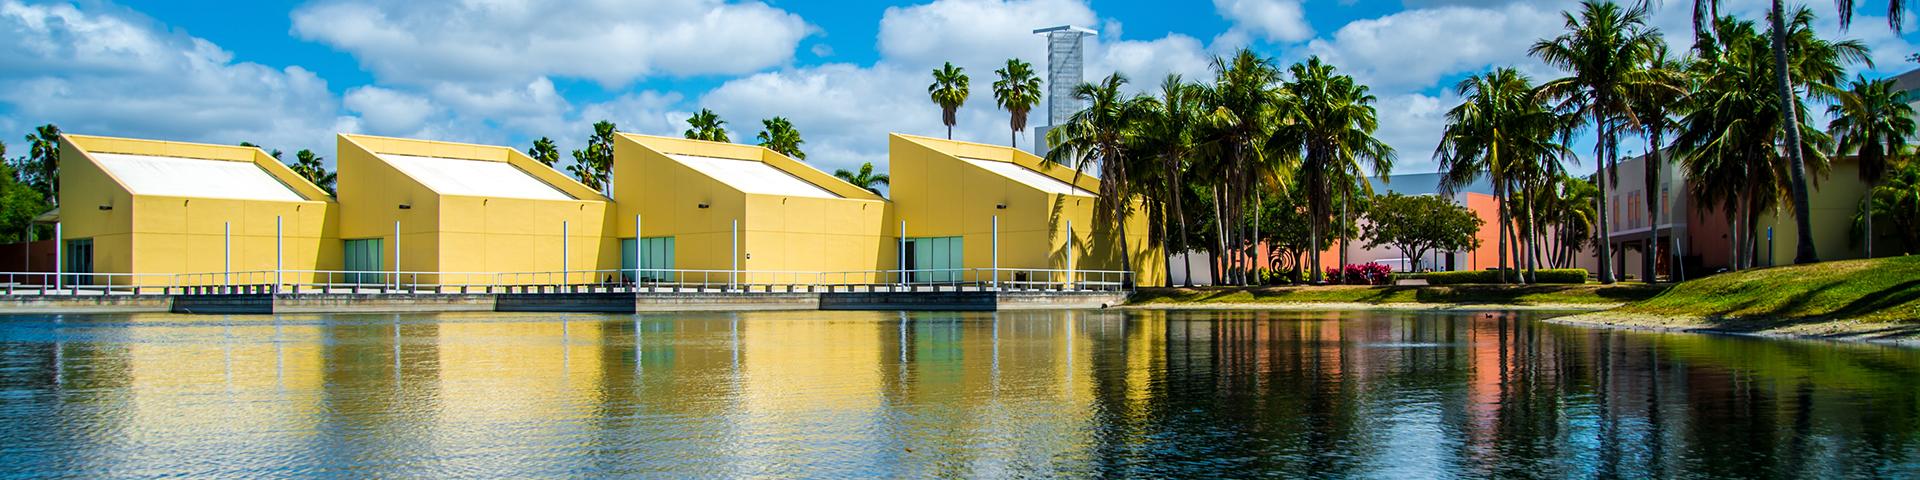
[1,310,1917,478]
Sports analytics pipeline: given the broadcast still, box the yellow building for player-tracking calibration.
[336,134,616,285]
[58,134,340,286]
[612,133,892,284]
[887,134,1162,287]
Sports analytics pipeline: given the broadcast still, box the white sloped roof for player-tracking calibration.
[665,153,840,199]
[959,157,1093,196]
[379,154,573,201]
[91,152,307,201]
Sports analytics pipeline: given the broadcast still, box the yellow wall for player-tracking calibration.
[338,134,616,284]
[887,134,1162,286]
[59,134,340,286]
[1755,157,1873,265]
[613,134,893,281]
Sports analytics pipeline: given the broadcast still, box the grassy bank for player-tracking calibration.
[1129,283,1665,309]
[1556,256,1920,341]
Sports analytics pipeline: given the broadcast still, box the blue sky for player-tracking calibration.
[3,0,1916,178]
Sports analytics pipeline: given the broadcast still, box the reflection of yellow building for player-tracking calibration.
[888,134,1163,286]
[58,134,341,286]
[612,134,892,281]
[337,134,616,284]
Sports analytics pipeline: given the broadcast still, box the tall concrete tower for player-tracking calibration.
[1032,25,1096,159]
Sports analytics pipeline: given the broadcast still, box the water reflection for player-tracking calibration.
[1,310,1916,477]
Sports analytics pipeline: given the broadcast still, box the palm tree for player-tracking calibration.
[756,117,806,160]
[684,109,730,142]
[1136,74,1204,286]
[1438,67,1565,283]
[1828,75,1915,257]
[1674,16,1835,270]
[24,124,59,205]
[1628,46,1689,282]
[527,137,560,167]
[1853,157,1920,255]
[1046,73,1154,281]
[928,62,970,140]
[1531,0,1668,284]
[833,162,890,195]
[1271,57,1394,284]
[569,120,617,193]
[1691,0,1908,265]
[993,59,1043,149]
[291,149,336,195]
[1195,49,1286,285]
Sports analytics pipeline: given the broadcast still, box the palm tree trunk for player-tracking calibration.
[1339,191,1350,273]
[1863,185,1874,258]
[1524,184,1539,283]
[1214,187,1230,285]
[1253,189,1263,284]
[1495,181,1509,283]
[1172,159,1196,287]
[1769,0,1819,265]
[1645,131,1662,283]
[1595,121,1617,284]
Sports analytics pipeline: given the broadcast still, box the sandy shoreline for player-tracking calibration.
[1119,302,1620,312]
[1548,311,1920,347]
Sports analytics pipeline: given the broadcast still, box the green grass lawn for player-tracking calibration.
[1130,283,1665,306]
[1615,255,1920,323]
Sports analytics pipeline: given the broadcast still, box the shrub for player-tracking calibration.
[1324,262,1393,285]
[1425,268,1589,285]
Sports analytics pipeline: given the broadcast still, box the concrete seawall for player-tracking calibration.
[3,291,1125,315]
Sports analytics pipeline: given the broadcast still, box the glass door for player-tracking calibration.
[343,238,383,284]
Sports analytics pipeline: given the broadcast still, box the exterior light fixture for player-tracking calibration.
[398,203,412,210]
[995,203,1008,209]
[98,205,113,211]
[698,202,710,209]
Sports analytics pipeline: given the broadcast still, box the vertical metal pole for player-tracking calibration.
[899,220,907,286]
[645,213,652,280]
[53,222,61,290]
[992,215,999,290]
[223,222,231,287]
[635,214,642,283]
[562,220,570,285]
[275,216,283,293]
[730,219,738,290]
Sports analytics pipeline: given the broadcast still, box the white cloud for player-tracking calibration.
[1371,91,1456,176]
[1214,0,1313,43]
[0,0,354,156]
[877,0,1096,69]
[343,86,431,135]
[291,0,814,87]
[1300,2,1564,91]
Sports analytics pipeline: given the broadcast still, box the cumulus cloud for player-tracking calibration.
[0,0,354,156]
[291,0,814,87]
[1214,0,1313,43]
[1300,2,1564,91]
[878,0,1097,71]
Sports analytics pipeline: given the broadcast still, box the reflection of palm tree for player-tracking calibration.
[755,117,806,160]
[1046,73,1153,281]
[992,59,1042,149]
[1272,56,1394,284]
[1692,0,1912,265]
[928,62,970,140]
[1531,0,1666,283]
[1828,76,1915,258]
[684,109,730,143]
[833,162,890,195]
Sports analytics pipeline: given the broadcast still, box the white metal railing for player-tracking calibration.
[0,268,1132,296]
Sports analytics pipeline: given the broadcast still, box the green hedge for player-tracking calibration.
[1424,269,1588,285]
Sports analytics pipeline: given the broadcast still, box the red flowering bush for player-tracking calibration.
[1323,262,1393,285]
